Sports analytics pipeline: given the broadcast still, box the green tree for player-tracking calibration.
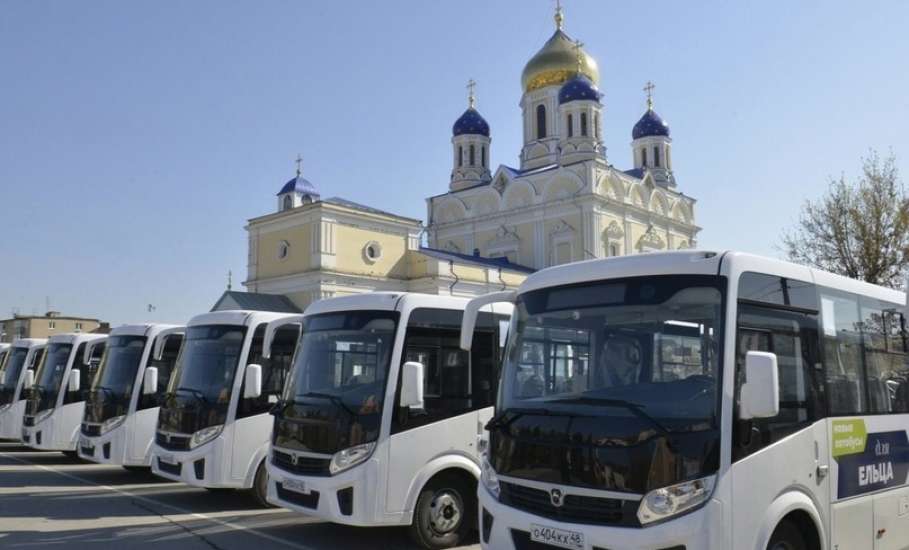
[782,151,909,288]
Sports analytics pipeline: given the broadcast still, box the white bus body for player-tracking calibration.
[150,310,298,506]
[21,333,108,452]
[0,339,47,440]
[78,324,183,468]
[265,292,510,548]
[462,251,909,550]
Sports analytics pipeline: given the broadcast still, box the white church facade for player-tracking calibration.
[426,8,699,270]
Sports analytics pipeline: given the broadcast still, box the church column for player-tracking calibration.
[533,219,545,268]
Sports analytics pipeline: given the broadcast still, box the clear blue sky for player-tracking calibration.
[2,0,907,326]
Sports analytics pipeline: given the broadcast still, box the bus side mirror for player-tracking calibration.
[24,369,35,389]
[739,351,779,420]
[68,369,81,394]
[244,364,262,399]
[400,361,424,410]
[143,367,159,395]
[0,370,5,385]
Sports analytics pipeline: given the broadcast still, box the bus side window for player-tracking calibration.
[733,304,823,462]
[139,334,183,410]
[821,292,867,415]
[65,343,88,405]
[392,309,502,434]
[238,324,296,418]
[858,298,909,414]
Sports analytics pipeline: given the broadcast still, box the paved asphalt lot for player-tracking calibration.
[0,442,479,549]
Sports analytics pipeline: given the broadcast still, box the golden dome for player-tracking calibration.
[521,29,599,93]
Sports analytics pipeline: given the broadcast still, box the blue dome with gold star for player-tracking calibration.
[632,108,670,139]
[452,107,490,137]
[558,74,601,104]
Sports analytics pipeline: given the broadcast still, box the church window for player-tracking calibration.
[469,144,475,166]
[567,114,573,137]
[536,104,547,139]
[641,148,648,167]
[481,146,486,167]
[594,113,599,139]
[277,240,290,261]
[654,146,661,167]
[282,195,293,211]
[609,243,621,257]
[363,241,383,263]
[458,146,463,167]
[580,112,588,137]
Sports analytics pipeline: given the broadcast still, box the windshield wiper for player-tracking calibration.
[485,407,589,432]
[549,396,672,435]
[173,387,208,404]
[296,391,357,419]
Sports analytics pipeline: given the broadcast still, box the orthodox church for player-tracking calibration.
[240,6,700,311]
[426,6,699,268]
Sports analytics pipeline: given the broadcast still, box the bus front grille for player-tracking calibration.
[155,431,191,451]
[271,449,331,477]
[499,481,631,526]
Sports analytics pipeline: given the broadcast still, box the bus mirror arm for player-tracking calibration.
[739,351,780,420]
[263,315,305,359]
[460,291,517,351]
[83,342,100,367]
[153,328,185,361]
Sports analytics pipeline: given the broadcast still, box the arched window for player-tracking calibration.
[469,144,475,166]
[641,148,648,167]
[567,114,573,137]
[481,146,486,168]
[458,145,463,167]
[536,104,547,139]
[594,113,600,139]
[282,195,293,211]
[580,112,588,137]
[654,146,661,167]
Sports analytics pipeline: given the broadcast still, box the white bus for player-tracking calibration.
[0,339,47,440]
[150,310,298,506]
[21,333,108,455]
[460,251,909,550]
[78,324,184,469]
[264,292,510,549]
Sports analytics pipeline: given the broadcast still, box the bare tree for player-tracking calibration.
[781,151,909,288]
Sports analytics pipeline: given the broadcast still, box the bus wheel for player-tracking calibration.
[409,477,472,549]
[122,465,150,473]
[767,520,807,550]
[249,461,275,508]
[62,451,80,461]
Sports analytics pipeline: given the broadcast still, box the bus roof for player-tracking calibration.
[187,310,297,328]
[109,323,182,337]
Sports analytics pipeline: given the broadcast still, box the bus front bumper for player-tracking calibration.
[266,457,384,527]
[0,402,26,440]
[150,437,240,489]
[21,416,75,452]
[77,426,143,466]
[478,486,722,550]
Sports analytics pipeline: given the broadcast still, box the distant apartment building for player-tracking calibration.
[0,311,107,343]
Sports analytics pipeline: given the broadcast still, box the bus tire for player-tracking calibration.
[122,465,150,473]
[249,460,274,508]
[409,475,473,549]
[62,450,80,461]
[767,519,807,550]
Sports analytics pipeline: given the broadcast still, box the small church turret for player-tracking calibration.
[631,82,676,187]
[277,155,320,212]
[449,80,492,192]
[557,40,604,165]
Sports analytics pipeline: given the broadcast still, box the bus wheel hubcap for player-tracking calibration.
[429,491,461,534]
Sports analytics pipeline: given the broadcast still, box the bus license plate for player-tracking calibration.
[282,478,307,494]
[530,524,584,550]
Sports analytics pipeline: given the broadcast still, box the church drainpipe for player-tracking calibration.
[497,267,507,291]
[449,260,460,295]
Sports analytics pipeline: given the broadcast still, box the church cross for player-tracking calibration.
[295,154,303,176]
[643,81,655,109]
[573,40,584,73]
[466,79,477,108]
[554,0,564,30]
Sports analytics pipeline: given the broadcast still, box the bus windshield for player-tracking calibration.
[283,310,398,425]
[0,347,30,406]
[30,343,74,412]
[167,325,246,406]
[85,335,147,422]
[500,275,725,433]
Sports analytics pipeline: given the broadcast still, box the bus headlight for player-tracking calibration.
[329,442,375,475]
[480,453,500,499]
[100,415,126,435]
[189,425,223,449]
[637,475,715,525]
[34,410,53,425]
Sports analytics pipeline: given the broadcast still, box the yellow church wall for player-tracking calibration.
[255,222,314,279]
[545,214,582,263]
[333,224,409,279]
[515,223,535,267]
